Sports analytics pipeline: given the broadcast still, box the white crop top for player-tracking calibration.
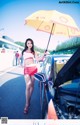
[23,52,34,60]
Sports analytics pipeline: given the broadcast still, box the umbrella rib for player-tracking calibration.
[37,21,44,30]
[67,27,70,38]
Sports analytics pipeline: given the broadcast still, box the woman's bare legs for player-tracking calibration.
[30,75,35,98]
[24,75,35,113]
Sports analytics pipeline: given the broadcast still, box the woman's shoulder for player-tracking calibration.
[34,51,37,55]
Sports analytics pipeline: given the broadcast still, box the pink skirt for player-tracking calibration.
[24,66,38,75]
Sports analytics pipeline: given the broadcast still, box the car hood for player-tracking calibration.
[54,47,80,87]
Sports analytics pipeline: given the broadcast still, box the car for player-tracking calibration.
[34,47,80,119]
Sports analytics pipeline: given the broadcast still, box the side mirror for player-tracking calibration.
[34,73,46,82]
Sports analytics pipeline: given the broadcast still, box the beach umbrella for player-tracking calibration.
[25,10,80,50]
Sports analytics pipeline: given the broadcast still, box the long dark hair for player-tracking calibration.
[22,38,35,55]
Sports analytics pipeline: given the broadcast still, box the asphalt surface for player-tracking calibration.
[0,66,41,119]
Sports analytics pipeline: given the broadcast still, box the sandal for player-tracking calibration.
[24,103,30,114]
[24,100,31,114]
[24,106,29,114]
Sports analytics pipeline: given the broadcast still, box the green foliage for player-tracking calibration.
[15,41,46,53]
[52,48,77,54]
[15,41,24,47]
[56,37,80,51]
[51,37,80,54]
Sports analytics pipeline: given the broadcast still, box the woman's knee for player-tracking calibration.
[27,81,32,89]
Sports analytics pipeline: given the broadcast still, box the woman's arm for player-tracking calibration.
[35,51,47,62]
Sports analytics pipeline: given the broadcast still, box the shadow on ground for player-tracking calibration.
[0,75,41,119]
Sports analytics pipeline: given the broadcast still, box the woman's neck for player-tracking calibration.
[26,49,31,53]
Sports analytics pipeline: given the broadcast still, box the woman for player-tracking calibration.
[22,38,38,114]
[22,38,45,113]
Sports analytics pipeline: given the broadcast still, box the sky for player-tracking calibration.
[0,0,80,50]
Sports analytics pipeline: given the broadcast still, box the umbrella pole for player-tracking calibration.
[46,23,54,50]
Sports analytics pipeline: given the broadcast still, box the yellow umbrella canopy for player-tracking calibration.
[25,10,80,36]
[25,10,80,49]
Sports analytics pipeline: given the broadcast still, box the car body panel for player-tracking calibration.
[34,47,80,119]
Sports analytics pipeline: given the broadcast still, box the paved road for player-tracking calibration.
[0,66,41,119]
